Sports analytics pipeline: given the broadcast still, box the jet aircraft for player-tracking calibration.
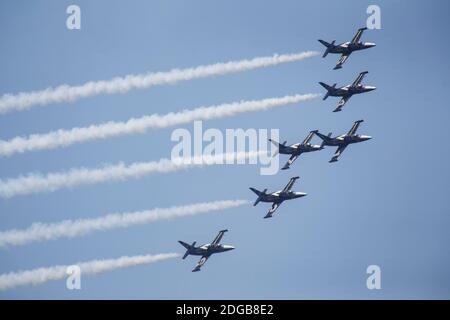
[318,27,376,70]
[319,71,376,112]
[313,120,372,163]
[250,176,306,219]
[269,132,324,170]
[178,229,235,272]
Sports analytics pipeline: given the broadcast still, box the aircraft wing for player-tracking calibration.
[330,145,347,163]
[334,53,350,69]
[301,131,315,145]
[211,229,228,246]
[352,71,368,87]
[351,27,367,44]
[347,120,364,135]
[264,202,281,219]
[281,154,299,170]
[333,95,351,112]
[282,176,300,193]
[192,255,209,272]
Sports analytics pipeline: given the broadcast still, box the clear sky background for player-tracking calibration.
[0,0,449,299]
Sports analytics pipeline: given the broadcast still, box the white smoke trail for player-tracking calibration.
[0,151,264,198]
[0,200,249,247]
[0,51,319,114]
[0,253,179,291]
[0,93,319,157]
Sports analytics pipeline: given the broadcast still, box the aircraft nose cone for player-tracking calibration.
[367,42,376,48]
[363,135,372,141]
[367,86,376,91]
[224,245,235,251]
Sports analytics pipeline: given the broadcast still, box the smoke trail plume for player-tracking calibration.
[0,93,319,157]
[0,200,249,247]
[0,51,319,114]
[0,152,264,198]
[0,253,179,291]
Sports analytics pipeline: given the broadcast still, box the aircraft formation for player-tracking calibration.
[180,27,376,272]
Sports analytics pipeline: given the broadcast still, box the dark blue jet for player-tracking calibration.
[179,230,234,272]
[313,120,372,163]
[319,27,376,70]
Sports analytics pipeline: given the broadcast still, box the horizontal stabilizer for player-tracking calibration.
[320,133,332,148]
[318,40,335,58]
[319,82,337,100]
[250,188,267,206]
[318,39,331,47]
[314,130,333,142]
[179,240,195,259]
[178,241,190,250]
[319,82,334,91]
[268,139,287,157]
[249,187,262,197]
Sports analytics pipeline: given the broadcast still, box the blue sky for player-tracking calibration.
[0,0,449,299]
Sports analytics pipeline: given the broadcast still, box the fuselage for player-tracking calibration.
[324,134,372,146]
[330,84,376,97]
[188,244,235,256]
[259,191,307,203]
[328,42,376,54]
[279,143,323,155]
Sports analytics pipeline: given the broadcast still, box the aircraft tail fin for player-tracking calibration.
[268,139,287,157]
[318,39,331,47]
[178,241,196,259]
[319,82,337,100]
[320,132,332,148]
[313,130,332,144]
[318,40,335,57]
[250,188,267,206]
